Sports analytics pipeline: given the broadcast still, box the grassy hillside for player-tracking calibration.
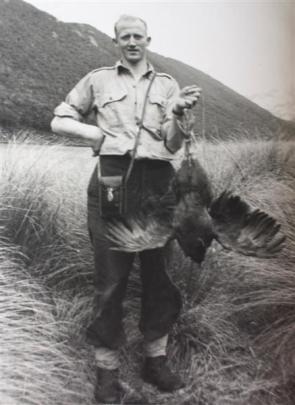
[0,137,294,404]
[1,0,294,140]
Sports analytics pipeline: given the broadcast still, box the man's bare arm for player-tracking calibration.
[51,117,104,150]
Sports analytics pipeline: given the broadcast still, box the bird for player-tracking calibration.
[104,154,286,264]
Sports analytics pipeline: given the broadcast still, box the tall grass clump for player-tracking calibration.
[0,239,96,405]
[0,142,94,289]
[163,139,295,404]
[0,143,99,404]
[0,137,294,404]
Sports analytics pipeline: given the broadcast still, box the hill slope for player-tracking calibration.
[0,0,294,139]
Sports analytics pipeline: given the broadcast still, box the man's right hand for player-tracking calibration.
[92,133,106,156]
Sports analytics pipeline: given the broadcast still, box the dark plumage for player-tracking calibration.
[105,157,285,263]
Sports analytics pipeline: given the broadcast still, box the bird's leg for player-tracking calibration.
[185,260,198,298]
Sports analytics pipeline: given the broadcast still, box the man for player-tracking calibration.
[51,14,201,404]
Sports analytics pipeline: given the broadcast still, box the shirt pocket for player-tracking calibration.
[145,94,167,135]
[95,90,128,127]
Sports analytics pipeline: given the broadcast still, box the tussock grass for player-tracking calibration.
[0,138,294,404]
[0,142,93,288]
[0,143,96,403]
[174,139,295,404]
[0,240,94,405]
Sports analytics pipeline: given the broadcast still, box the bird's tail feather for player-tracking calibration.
[105,216,172,252]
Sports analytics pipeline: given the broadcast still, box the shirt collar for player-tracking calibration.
[115,60,155,77]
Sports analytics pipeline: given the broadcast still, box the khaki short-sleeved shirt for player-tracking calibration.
[54,61,185,160]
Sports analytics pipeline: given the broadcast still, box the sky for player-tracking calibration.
[24,0,295,120]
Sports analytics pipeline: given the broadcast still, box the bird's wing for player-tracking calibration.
[210,191,286,258]
[105,216,173,252]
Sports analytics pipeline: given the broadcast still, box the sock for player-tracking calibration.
[144,334,168,358]
[94,347,120,370]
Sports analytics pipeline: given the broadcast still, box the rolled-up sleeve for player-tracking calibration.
[161,79,186,153]
[54,72,94,121]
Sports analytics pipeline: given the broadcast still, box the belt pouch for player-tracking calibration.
[98,175,126,217]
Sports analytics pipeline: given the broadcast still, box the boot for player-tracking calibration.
[142,356,185,392]
[94,367,123,404]
[94,367,149,404]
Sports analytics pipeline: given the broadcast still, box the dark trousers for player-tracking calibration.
[86,155,182,350]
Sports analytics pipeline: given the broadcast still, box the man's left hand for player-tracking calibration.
[172,85,202,116]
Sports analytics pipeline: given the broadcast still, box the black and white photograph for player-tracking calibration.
[0,0,294,404]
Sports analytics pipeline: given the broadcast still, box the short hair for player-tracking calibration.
[114,15,148,37]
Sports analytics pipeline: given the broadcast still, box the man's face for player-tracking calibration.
[114,20,151,64]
